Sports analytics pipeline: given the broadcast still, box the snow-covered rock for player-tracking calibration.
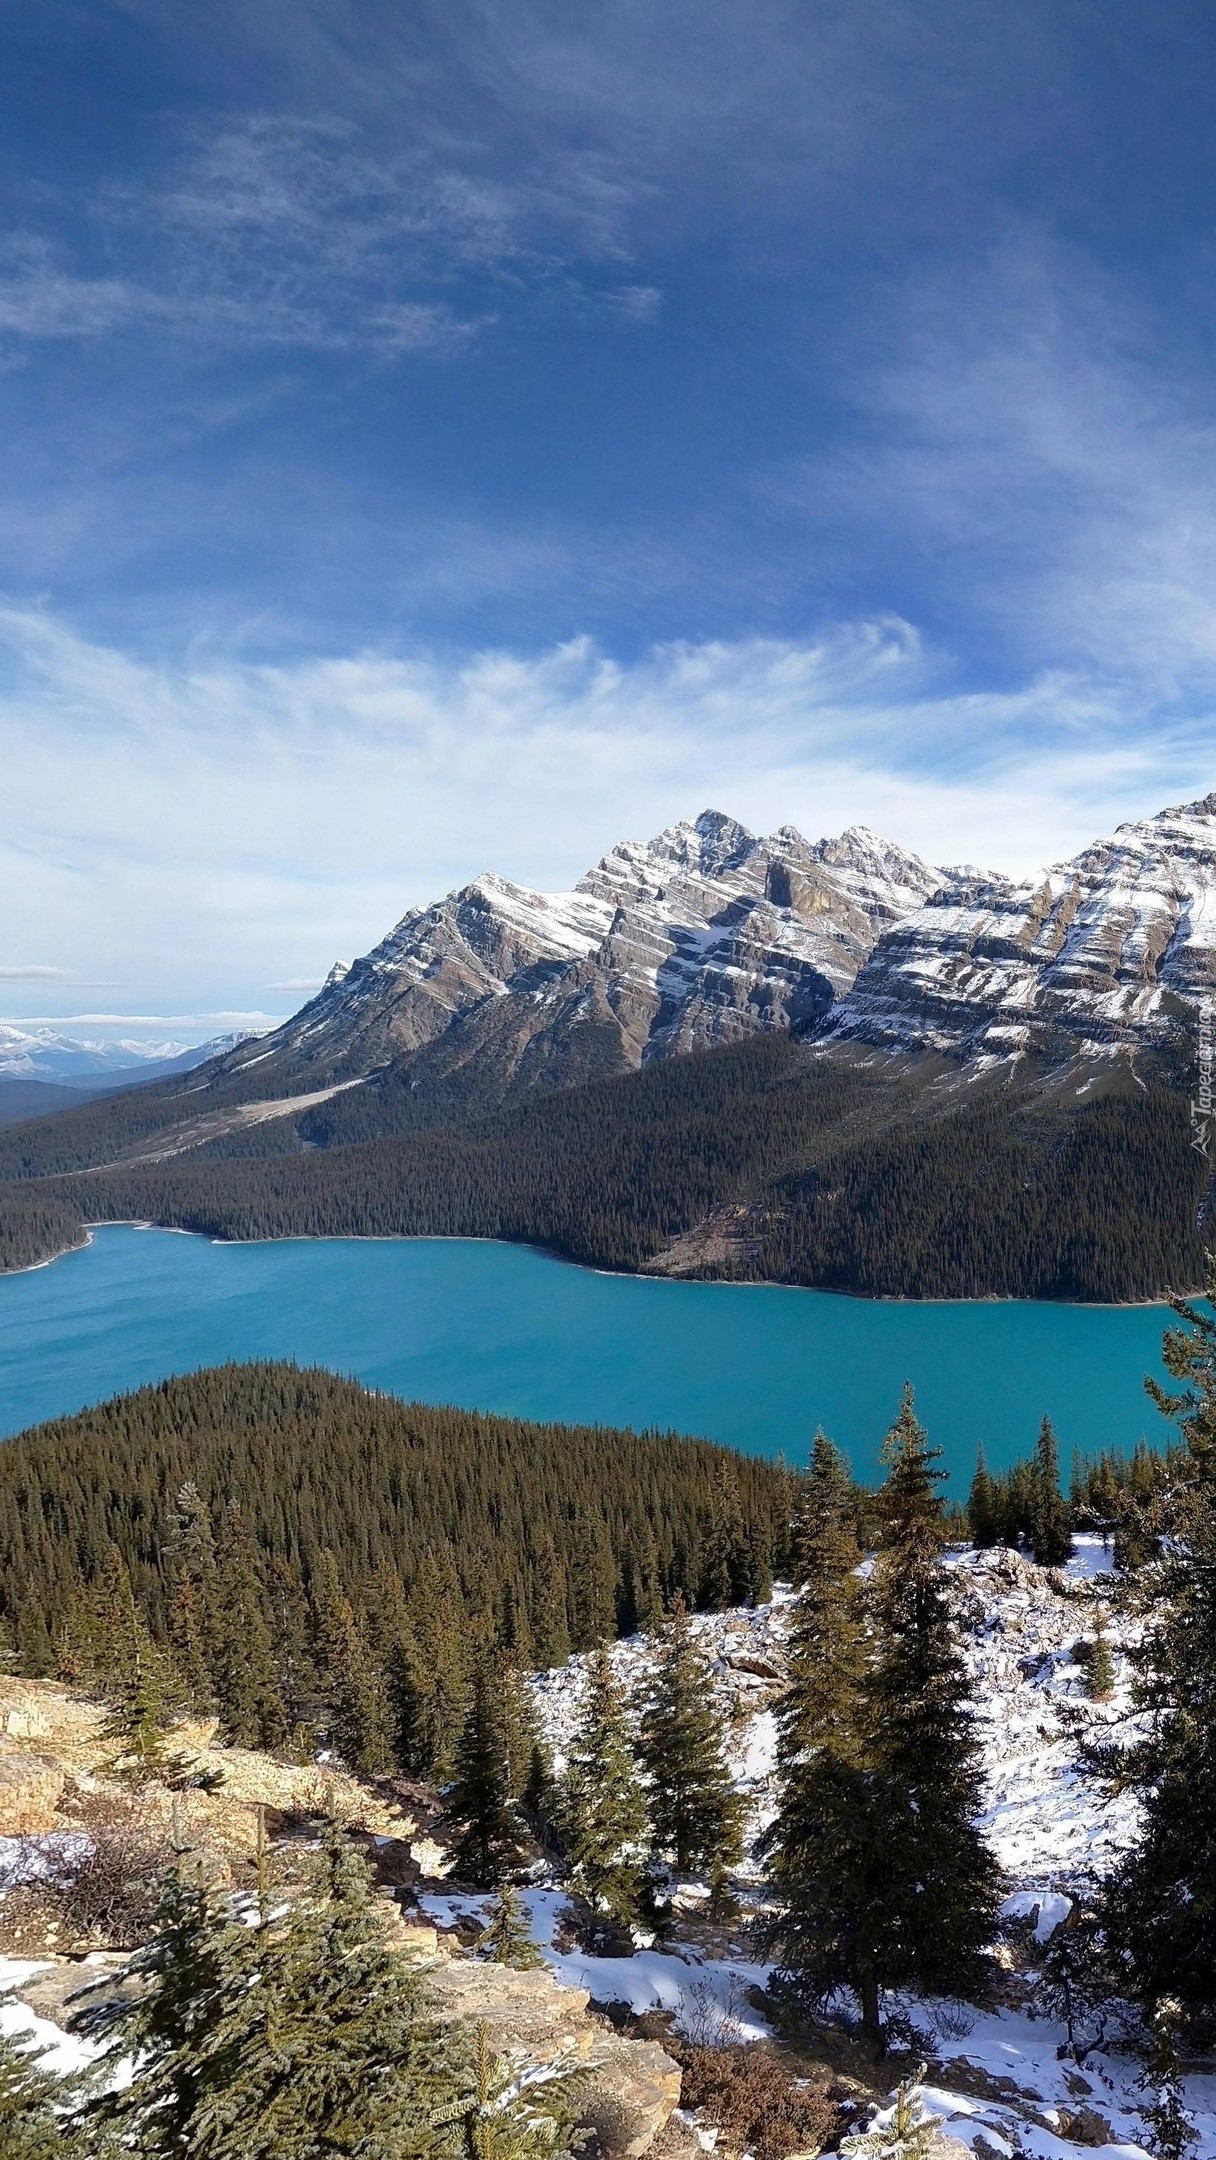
[215,810,942,1093]
[833,793,1216,1066]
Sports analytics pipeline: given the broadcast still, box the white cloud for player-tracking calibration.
[1,598,1213,1016]
[0,965,74,982]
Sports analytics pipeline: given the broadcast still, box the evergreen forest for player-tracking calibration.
[0,1035,1207,1300]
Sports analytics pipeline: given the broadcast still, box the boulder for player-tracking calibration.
[426,1957,681,2156]
[0,1751,66,1833]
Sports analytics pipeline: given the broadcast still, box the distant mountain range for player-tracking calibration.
[0,1027,256,1085]
[0,1029,259,1133]
[2,795,1214,1299]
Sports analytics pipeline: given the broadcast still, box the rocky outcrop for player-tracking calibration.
[425,1956,682,2157]
[0,1751,66,1833]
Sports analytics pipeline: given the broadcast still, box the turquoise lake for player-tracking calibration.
[0,1225,1185,1484]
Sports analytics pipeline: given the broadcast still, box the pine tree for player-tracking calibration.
[1139,2015,1197,2160]
[636,1603,742,1877]
[760,1432,877,2025]
[211,1504,284,1750]
[0,2023,73,2158]
[1087,1609,1115,1701]
[1103,1273,1216,2031]
[392,1550,471,1779]
[477,1885,543,1969]
[561,1646,649,1944]
[443,1657,527,1888]
[860,1388,1003,2034]
[100,1610,179,1781]
[1029,1417,1073,1567]
[966,1447,1000,1549]
[310,1549,393,1775]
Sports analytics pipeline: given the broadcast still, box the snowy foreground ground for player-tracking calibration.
[4,1537,1216,2156]
[424,1539,1216,2160]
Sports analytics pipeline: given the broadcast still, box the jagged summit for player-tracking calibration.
[220,809,942,1098]
[835,790,1216,1062]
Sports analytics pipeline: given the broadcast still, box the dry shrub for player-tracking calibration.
[5,1790,177,1948]
[670,2040,837,2160]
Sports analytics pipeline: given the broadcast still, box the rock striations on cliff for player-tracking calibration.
[216,809,942,1097]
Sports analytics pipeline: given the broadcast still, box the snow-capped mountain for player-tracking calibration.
[218,809,942,1094]
[0,1026,257,1084]
[833,792,1216,1065]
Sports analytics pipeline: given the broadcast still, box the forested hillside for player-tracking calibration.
[0,1362,793,1684]
[0,1034,1207,1299]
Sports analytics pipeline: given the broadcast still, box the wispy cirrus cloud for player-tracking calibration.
[779,237,1216,698]
[0,110,660,362]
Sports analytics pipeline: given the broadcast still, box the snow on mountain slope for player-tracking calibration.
[834,793,1216,1065]
[218,809,942,1092]
[423,1539,1213,2160]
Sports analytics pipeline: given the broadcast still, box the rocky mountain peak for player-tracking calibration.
[836,790,1216,1064]
[228,808,942,1099]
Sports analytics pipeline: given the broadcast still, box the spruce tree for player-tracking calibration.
[1029,1417,1073,1567]
[499,1654,542,1802]
[636,1603,742,1877]
[219,1823,465,2158]
[699,1461,750,1610]
[477,1885,543,1969]
[0,2023,73,2158]
[392,1550,471,1779]
[211,1504,284,1750]
[443,1656,527,1888]
[310,1549,393,1775]
[966,1447,1000,1549]
[80,1822,466,2160]
[561,1646,649,1944]
[760,1432,877,2025]
[437,2019,586,2160]
[74,1837,258,2154]
[1103,1275,1216,2031]
[1139,2015,1197,2160]
[776,1433,862,1762]
[568,1519,616,1650]
[1087,1609,1115,1701]
[530,1535,571,1667]
[165,1480,221,1712]
[100,1612,178,1781]
[861,1388,1003,2031]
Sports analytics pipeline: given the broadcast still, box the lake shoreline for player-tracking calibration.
[0,1223,1184,1474]
[0,1214,1200,1314]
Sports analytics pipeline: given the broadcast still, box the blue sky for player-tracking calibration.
[6,0,1216,1031]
